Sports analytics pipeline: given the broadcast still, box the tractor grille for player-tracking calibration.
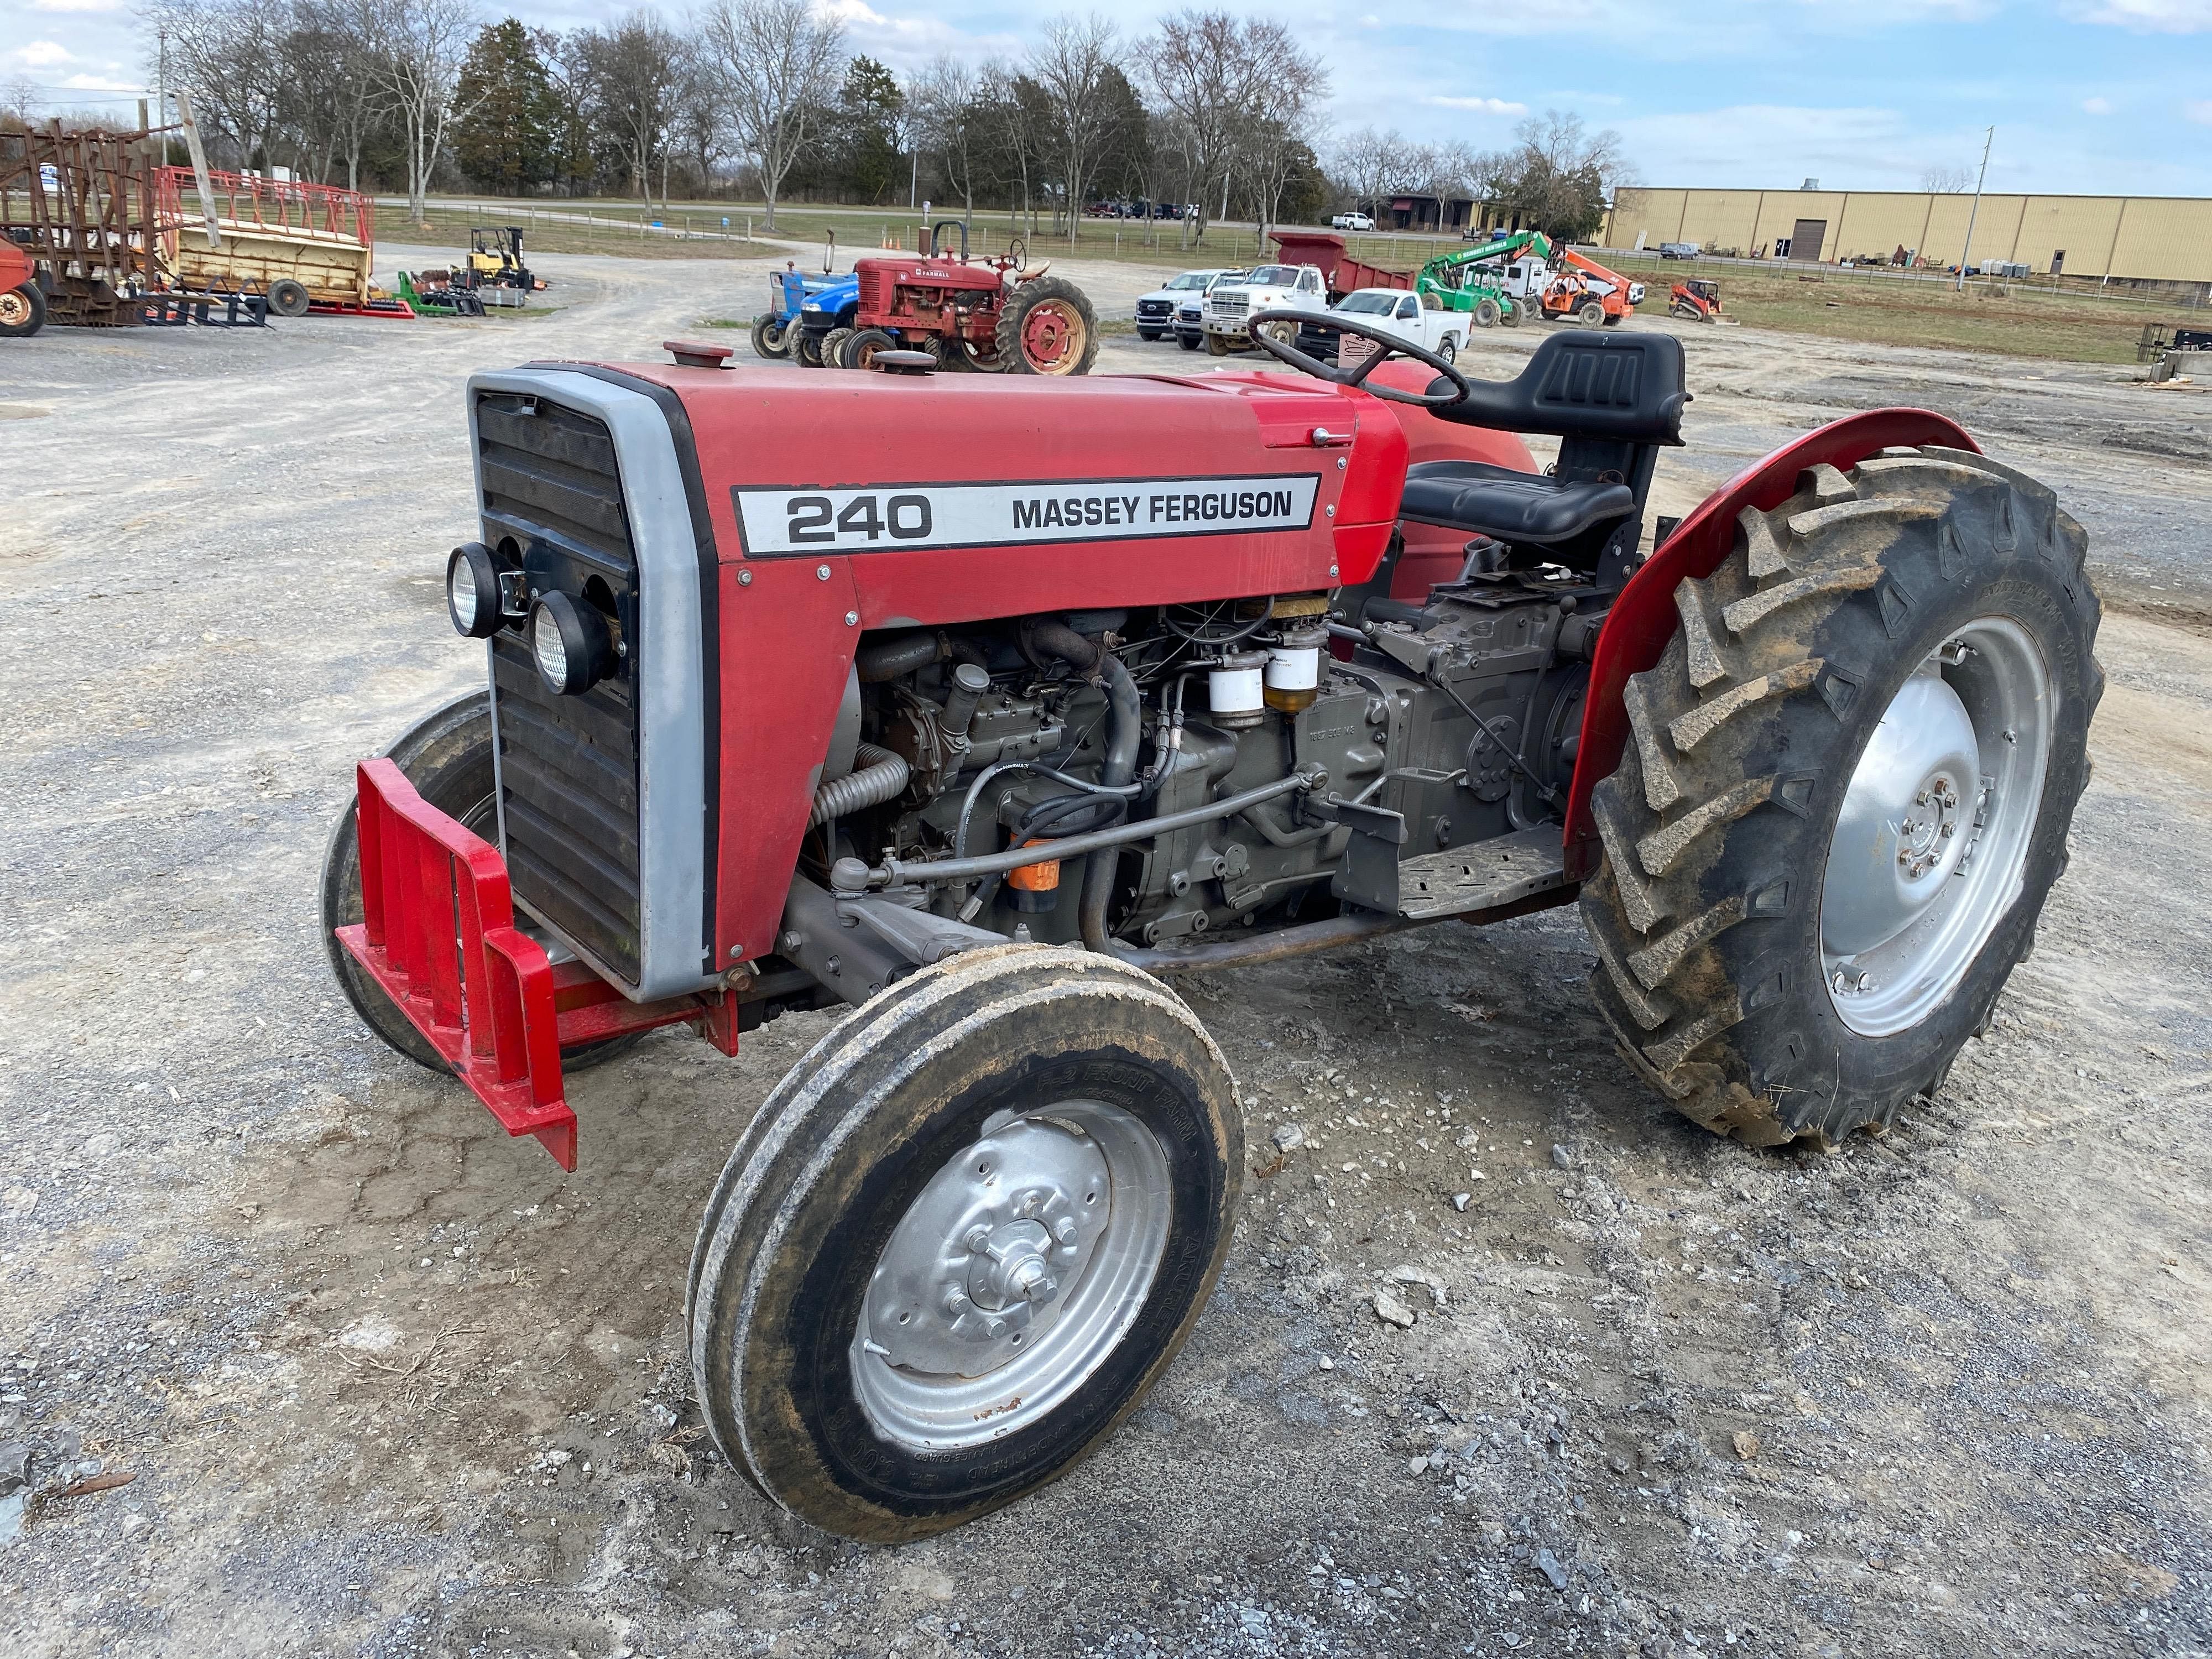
[857,265,885,314]
[474,391,644,985]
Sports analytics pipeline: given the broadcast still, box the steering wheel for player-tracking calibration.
[1001,236,1028,274]
[1246,309,1472,409]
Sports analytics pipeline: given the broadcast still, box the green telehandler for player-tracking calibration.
[1415,229,1554,327]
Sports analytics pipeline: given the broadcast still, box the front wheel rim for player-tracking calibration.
[850,1098,1171,1451]
[0,291,28,327]
[1819,616,2052,1036]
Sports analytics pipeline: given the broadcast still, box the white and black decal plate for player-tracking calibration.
[732,473,1321,557]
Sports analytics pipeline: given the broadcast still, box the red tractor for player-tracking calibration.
[841,221,1098,375]
[325,307,2100,1542]
[0,238,46,338]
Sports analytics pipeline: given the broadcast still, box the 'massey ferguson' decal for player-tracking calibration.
[732,473,1320,557]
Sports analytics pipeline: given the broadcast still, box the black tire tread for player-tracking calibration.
[1581,446,2101,1147]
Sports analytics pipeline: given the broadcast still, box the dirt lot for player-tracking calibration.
[2,247,2209,1659]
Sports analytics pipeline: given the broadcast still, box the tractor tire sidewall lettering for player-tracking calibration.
[1579,453,2100,1147]
[690,948,1240,1541]
[322,692,642,1076]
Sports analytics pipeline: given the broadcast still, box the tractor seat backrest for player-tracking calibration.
[1428,330,1688,447]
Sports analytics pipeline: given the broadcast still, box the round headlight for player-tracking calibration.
[528,591,614,696]
[446,542,502,639]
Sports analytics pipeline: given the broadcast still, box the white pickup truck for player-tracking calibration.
[1329,286,1464,368]
[1201,262,1329,353]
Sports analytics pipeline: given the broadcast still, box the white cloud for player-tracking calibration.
[2065,0,2212,29]
[2080,96,2112,113]
[4,40,78,67]
[2187,100,2212,123]
[29,0,120,12]
[1428,96,1528,116]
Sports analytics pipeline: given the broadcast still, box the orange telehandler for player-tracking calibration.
[1538,247,1644,327]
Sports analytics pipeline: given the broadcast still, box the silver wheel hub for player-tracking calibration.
[852,1100,1172,1451]
[1820,618,2052,1036]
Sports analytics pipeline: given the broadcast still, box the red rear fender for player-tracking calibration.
[1562,408,1979,879]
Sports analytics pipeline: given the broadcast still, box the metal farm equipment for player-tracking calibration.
[325,304,2102,1545]
[0,123,161,327]
[838,221,1099,374]
[155,166,385,317]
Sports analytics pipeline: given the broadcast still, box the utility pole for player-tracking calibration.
[1955,126,1993,292]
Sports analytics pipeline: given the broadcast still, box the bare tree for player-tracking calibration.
[975,58,1036,235]
[1025,12,1119,244]
[1921,163,1971,192]
[356,0,483,223]
[148,0,290,169]
[1506,109,1630,241]
[674,45,726,197]
[1332,126,1417,218]
[698,0,843,232]
[286,0,380,188]
[1226,19,1326,244]
[910,54,982,223]
[588,11,686,206]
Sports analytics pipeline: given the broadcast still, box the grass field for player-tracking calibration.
[390,196,2205,367]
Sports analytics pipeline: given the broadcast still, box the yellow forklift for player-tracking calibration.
[459,227,545,298]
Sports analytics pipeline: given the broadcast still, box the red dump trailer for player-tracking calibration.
[1267,230,1414,301]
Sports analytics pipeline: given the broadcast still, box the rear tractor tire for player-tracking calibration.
[997,275,1098,375]
[320,693,643,1077]
[1580,448,2101,1147]
[751,313,792,358]
[689,946,1241,1541]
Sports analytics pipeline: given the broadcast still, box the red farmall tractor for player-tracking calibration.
[843,221,1098,375]
[324,307,2100,1541]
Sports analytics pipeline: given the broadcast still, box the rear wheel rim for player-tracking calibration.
[850,1098,1172,1451]
[1021,300,1086,371]
[1819,617,2052,1036]
[0,290,30,327]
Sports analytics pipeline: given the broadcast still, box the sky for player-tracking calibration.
[4,0,2209,196]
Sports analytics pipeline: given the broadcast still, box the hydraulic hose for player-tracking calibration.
[1079,654,1142,953]
[808,742,909,827]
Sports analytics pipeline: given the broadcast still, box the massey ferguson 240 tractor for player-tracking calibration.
[322,310,2100,1541]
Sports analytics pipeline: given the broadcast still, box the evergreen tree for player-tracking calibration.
[451,19,559,195]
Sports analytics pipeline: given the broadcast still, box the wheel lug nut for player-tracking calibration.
[963,1226,991,1253]
[1053,1217,1078,1245]
[983,1315,1007,1338]
[943,1288,972,1317]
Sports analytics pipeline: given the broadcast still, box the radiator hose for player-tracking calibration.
[809,742,909,827]
[1078,654,1142,953]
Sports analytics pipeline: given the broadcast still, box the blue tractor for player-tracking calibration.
[753,265,857,367]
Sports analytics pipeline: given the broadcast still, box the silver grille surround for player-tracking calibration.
[466,367,717,1003]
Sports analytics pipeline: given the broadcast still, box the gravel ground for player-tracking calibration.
[2,247,2208,1659]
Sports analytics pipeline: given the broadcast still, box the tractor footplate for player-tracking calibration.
[1395,827,1571,920]
[335,758,731,1170]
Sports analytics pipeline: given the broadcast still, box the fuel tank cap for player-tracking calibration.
[662,340,734,369]
[874,350,938,376]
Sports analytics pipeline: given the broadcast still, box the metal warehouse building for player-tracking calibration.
[1603,187,2212,289]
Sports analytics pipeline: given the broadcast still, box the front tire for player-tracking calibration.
[322,693,643,1076]
[795,329,826,367]
[1138,328,1161,342]
[751,313,791,358]
[1577,299,1606,328]
[1580,449,2100,1147]
[1204,332,1230,356]
[1473,298,1501,328]
[821,325,857,368]
[690,946,1241,1541]
[842,326,899,370]
[1177,330,1201,351]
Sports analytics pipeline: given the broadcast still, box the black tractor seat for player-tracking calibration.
[1398,330,1690,559]
[1399,460,1634,541]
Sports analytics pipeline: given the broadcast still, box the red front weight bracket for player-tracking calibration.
[335,758,734,1170]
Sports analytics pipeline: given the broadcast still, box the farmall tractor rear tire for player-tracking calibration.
[0,282,44,338]
[1580,448,2101,1148]
[997,275,1099,375]
[688,946,1241,1541]
[750,313,791,358]
[321,693,643,1076]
